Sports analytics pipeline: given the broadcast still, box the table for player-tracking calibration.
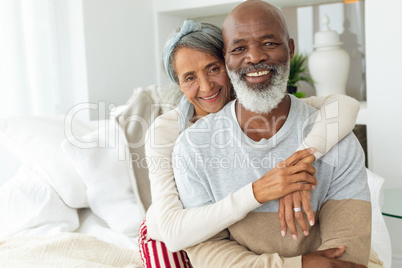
[382,189,402,219]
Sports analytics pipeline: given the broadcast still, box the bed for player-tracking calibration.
[0,85,163,267]
[0,85,392,267]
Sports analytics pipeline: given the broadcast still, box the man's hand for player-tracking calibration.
[302,246,368,268]
[278,153,315,239]
[252,148,317,204]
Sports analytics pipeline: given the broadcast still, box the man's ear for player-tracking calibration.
[288,38,295,59]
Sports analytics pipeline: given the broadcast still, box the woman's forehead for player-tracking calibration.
[174,48,223,74]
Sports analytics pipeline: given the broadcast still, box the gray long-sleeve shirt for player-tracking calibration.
[173,95,371,267]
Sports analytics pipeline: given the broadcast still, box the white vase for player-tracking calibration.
[308,15,350,97]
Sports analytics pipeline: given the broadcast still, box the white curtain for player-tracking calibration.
[0,0,56,117]
[0,0,89,184]
[0,0,89,118]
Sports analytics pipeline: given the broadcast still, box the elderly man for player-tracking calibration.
[173,1,371,267]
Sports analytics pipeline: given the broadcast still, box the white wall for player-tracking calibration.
[366,1,402,266]
[154,13,186,87]
[82,0,157,119]
[366,0,402,189]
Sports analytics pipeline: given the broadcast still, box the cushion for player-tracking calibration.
[366,169,392,268]
[61,118,144,237]
[60,85,162,236]
[0,165,79,239]
[116,85,162,211]
[0,116,94,208]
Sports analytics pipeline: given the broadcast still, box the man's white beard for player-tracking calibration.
[227,61,290,114]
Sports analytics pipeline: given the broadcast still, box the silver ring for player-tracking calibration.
[293,207,302,213]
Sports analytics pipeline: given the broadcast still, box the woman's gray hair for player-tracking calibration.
[162,20,223,84]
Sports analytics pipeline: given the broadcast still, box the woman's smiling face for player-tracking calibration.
[174,47,231,117]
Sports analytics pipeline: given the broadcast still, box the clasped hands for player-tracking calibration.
[252,148,367,268]
[252,148,317,238]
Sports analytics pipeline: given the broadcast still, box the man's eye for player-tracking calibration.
[231,47,245,54]
[263,42,279,47]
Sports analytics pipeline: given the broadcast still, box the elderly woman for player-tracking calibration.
[139,20,359,267]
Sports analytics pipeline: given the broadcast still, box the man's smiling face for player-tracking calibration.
[222,2,294,91]
[221,1,295,114]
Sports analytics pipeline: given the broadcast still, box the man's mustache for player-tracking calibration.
[238,63,280,78]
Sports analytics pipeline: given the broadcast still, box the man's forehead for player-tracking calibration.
[228,24,271,39]
[223,18,283,45]
[222,1,288,44]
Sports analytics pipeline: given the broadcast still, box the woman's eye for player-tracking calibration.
[185,76,195,83]
[209,67,219,74]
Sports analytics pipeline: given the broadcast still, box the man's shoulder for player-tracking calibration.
[318,132,370,202]
[194,101,234,128]
[178,101,234,135]
[290,94,319,116]
[174,101,235,152]
[324,131,364,160]
[315,130,364,172]
[338,131,366,165]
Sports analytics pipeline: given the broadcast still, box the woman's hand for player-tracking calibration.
[252,148,317,204]
[278,190,312,239]
[278,152,316,240]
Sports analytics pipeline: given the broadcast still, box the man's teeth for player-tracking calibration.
[203,90,220,100]
[245,70,270,77]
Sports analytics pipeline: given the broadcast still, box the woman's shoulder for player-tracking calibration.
[146,108,180,152]
[154,108,180,127]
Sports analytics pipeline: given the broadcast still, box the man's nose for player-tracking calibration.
[245,46,268,64]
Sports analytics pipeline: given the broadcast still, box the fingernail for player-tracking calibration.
[292,235,297,240]
[308,147,316,153]
[303,231,309,236]
[281,231,285,237]
[312,185,315,189]
[310,220,314,226]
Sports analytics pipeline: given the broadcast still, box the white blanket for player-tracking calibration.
[0,166,79,240]
[0,232,143,268]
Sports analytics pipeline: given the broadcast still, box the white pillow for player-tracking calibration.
[61,118,144,237]
[0,165,79,239]
[61,85,162,236]
[366,169,392,268]
[117,85,162,211]
[0,116,94,208]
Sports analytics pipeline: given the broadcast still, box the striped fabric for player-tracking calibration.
[139,219,193,268]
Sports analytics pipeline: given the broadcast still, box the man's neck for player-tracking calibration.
[235,95,291,142]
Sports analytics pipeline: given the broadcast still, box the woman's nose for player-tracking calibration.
[198,76,214,92]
